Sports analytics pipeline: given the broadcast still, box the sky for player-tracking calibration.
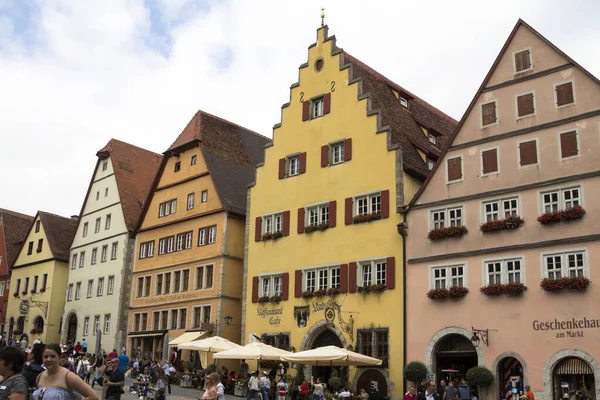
[1,0,599,218]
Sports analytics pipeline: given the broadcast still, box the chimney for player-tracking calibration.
[71,215,79,221]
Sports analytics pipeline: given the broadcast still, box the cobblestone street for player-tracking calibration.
[90,378,240,400]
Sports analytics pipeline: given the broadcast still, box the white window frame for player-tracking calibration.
[79,251,85,268]
[311,97,324,119]
[97,277,104,296]
[259,274,284,297]
[185,232,193,249]
[427,159,435,171]
[481,196,520,222]
[67,284,73,301]
[192,305,212,328]
[479,100,499,128]
[445,155,464,184]
[191,155,197,165]
[512,47,533,74]
[400,97,409,108]
[102,161,108,171]
[83,222,88,237]
[357,259,386,287]
[553,79,577,109]
[107,275,114,295]
[105,214,111,230]
[104,314,111,335]
[75,282,81,300]
[540,248,589,279]
[195,264,214,290]
[482,257,525,285]
[158,238,166,255]
[93,316,100,335]
[208,226,216,244]
[480,146,500,177]
[539,185,583,214]
[306,203,329,227]
[71,254,77,270]
[198,229,206,246]
[91,248,98,265]
[111,242,118,260]
[514,90,537,120]
[288,156,300,177]
[331,142,345,165]
[201,190,208,203]
[353,191,381,217]
[187,193,195,210]
[83,317,90,336]
[557,128,581,161]
[429,205,464,230]
[0,282,4,297]
[428,134,437,146]
[95,218,101,233]
[167,237,175,253]
[139,242,148,259]
[101,245,108,262]
[517,137,540,169]
[87,280,93,298]
[302,265,341,292]
[429,263,468,290]
[176,234,184,251]
[262,213,284,234]
[147,241,154,257]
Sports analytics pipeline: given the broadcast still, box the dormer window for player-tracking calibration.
[427,159,435,171]
[174,162,181,172]
[302,94,331,121]
[428,134,437,146]
[400,97,409,108]
[514,48,532,73]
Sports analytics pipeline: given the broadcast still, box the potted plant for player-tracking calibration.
[540,276,591,292]
[40,288,46,293]
[480,216,524,233]
[258,296,271,303]
[305,222,330,233]
[426,286,469,300]
[270,295,282,303]
[428,226,468,241]
[357,283,387,294]
[314,289,327,297]
[21,290,27,296]
[352,212,381,224]
[537,205,586,225]
[466,366,494,400]
[31,289,36,294]
[480,283,527,296]
[301,291,315,299]
[13,292,18,298]
[326,287,341,296]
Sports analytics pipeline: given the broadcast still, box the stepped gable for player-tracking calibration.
[167,111,271,216]
[97,139,163,233]
[38,212,78,262]
[342,53,457,179]
[0,209,34,269]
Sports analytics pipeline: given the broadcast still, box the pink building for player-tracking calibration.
[405,20,600,400]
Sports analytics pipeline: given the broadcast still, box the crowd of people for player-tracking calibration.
[408,378,536,400]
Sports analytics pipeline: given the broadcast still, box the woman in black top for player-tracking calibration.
[0,346,29,400]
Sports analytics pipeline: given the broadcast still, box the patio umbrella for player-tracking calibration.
[281,345,382,366]
[178,336,241,352]
[213,341,291,361]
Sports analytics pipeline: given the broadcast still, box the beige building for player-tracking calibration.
[405,20,600,400]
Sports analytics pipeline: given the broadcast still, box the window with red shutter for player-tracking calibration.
[278,158,286,179]
[344,198,353,225]
[282,272,289,300]
[321,145,329,167]
[560,131,579,159]
[447,157,463,182]
[340,264,348,293]
[481,148,499,175]
[251,277,259,303]
[328,201,337,228]
[282,211,290,236]
[294,270,302,298]
[299,152,307,174]
[481,101,497,126]
[297,208,305,234]
[323,93,331,114]
[517,93,535,117]
[344,138,352,161]
[254,217,262,242]
[302,101,310,121]
[380,190,390,219]
[518,140,538,166]
[386,257,395,289]
[555,82,575,107]
[514,49,532,73]
[348,262,357,293]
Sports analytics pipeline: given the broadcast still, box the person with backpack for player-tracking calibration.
[23,343,45,389]
[277,377,289,400]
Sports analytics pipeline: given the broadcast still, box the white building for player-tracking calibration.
[61,139,161,353]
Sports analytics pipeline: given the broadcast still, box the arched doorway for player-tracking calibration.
[357,369,388,397]
[434,334,478,384]
[311,329,343,383]
[497,357,523,400]
[551,357,594,399]
[67,314,78,344]
[16,316,25,334]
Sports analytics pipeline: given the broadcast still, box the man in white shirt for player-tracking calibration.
[260,372,271,400]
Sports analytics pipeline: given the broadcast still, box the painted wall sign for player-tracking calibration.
[257,307,283,317]
[311,299,339,313]
[138,292,198,305]
[532,317,600,338]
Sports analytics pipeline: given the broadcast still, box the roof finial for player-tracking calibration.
[321,7,325,27]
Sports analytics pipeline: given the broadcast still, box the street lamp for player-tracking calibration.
[224,315,233,326]
[470,327,496,347]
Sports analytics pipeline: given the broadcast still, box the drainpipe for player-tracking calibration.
[397,209,408,391]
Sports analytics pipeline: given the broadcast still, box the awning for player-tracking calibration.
[128,332,166,338]
[168,331,207,346]
[555,358,594,375]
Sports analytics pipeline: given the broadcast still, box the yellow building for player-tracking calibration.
[7,212,77,345]
[243,25,455,399]
[128,111,270,364]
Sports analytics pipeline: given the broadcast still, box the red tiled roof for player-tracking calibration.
[97,139,163,233]
[38,211,78,263]
[0,209,34,269]
[164,111,271,216]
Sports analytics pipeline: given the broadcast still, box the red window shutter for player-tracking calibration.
[323,93,331,114]
[297,207,305,234]
[517,94,534,117]
[380,190,390,218]
[344,197,353,225]
[278,158,286,179]
[254,217,262,242]
[348,262,357,293]
[482,149,498,174]
[515,50,531,72]
[344,138,352,161]
[294,270,302,298]
[328,201,337,228]
[340,264,348,293]
[282,272,289,300]
[481,102,497,126]
[302,101,310,121]
[515,52,523,72]
[519,140,538,166]
[283,211,291,236]
[251,276,259,303]
[386,257,395,289]
[447,157,462,181]
[321,145,329,167]
[556,82,574,107]
[299,152,307,174]
[560,131,578,158]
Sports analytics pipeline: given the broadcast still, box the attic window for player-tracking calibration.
[427,159,435,171]
[514,49,532,73]
[314,58,324,72]
[102,161,108,171]
[400,97,409,108]
[429,134,437,146]
[174,161,181,172]
[191,155,197,165]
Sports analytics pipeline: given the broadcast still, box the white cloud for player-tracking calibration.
[1,0,599,217]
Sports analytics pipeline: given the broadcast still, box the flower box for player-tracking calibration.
[21,291,27,295]
[261,231,284,241]
[480,216,524,233]
[301,291,315,298]
[30,327,43,334]
[40,288,46,293]
[480,282,527,296]
[326,288,341,296]
[270,295,282,303]
[30,289,36,294]
[305,222,330,233]
[428,226,468,241]
[13,330,22,335]
[426,286,469,300]
[353,212,381,224]
[313,289,327,297]
[540,276,591,292]
[13,292,18,298]
[537,205,586,225]
[258,296,271,303]
[357,283,387,294]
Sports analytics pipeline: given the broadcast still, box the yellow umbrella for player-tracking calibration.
[213,341,291,361]
[281,345,382,366]
[178,336,241,352]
